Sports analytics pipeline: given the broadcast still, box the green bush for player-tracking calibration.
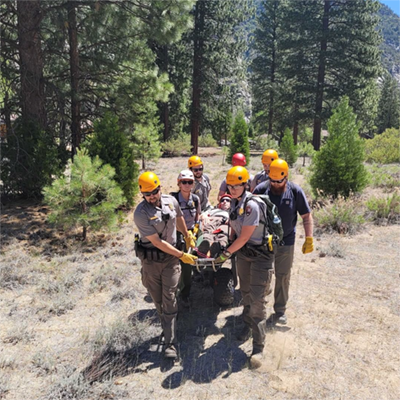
[1,119,63,198]
[228,112,250,164]
[279,128,298,166]
[314,195,365,234]
[86,113,138,207]
[43,149,125,241]
[364,128,400,164]
[365,191,400,224]
[251,135,278,151]
[366,164,400,189]
[310,97,368,198]
[199,133,218,147]
[162,133,191,156]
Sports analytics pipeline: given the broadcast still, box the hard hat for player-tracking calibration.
[232,153,247,166]
[188,155,203,168]
[138,171,160,192]
[177,169,194,181]
[261,149,278,165]
[220,193,232,201]
[226,166,250,186]
[269,159,289,181]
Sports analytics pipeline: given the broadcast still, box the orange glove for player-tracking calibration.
[302,237,314,254]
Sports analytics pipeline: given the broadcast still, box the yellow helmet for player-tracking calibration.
[269,159,289,181]
[261,149,278,165]
[138,171,160,192]
[188,155,203,168]
[226,166,250,185]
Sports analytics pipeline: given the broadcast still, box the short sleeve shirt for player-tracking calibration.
[230,191,266,246]
[193,174,212,211]
[175,192,200,230]
[256,181,311,246]
[133,194,183,247]
[250,170,269,192]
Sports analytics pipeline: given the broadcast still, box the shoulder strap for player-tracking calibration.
[170,192,180,202]
[288,181,298,202]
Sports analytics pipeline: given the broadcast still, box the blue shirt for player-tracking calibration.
[253,181,311,246]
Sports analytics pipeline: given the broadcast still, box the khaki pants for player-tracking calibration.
[237,249,273,349]
[274,245,295,314]
[141,255,181,345]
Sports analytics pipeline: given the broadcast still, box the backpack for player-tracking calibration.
[170,192,199,211]
[243,194,284,245]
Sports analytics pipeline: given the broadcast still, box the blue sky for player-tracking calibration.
[380,0,400,16]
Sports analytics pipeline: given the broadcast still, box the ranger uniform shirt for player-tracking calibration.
[174,192,200,230]
[230,191,267,246]
[253,181,311,246]
[193,174,212,211]
[134,194,183,247]
[250,170,269,192]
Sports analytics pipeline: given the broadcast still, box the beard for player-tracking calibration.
[270,184,286,196]
[146,196,161,208]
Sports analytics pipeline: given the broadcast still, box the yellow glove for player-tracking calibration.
[185,231,196,250]
[179,252,198,265]
[302,237,314,254]
[193,223,200,236]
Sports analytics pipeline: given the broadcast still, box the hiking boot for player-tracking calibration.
[197,240,210,258]
[164,344,177,359]
[266,312,287,326]
[236,324,251,341]
[249,346,264,369]
[210,242,221,259]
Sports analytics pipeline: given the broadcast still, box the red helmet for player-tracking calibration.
[219,193,232,208]
[232,153,246,167]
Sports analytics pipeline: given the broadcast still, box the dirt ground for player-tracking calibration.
[0,150,399,400]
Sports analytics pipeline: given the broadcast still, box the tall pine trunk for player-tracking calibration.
[312,0,330,151]
[190,1,205,155]
[268,1,278,137]
[17,0,46,128]
[67,1,81,157]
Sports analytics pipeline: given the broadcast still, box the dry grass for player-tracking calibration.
[0,148,399,400]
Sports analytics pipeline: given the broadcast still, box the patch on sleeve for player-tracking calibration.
[245,205,252,216]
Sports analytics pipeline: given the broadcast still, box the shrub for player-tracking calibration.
[279,128,298,166]
[313,195,365,234]
[199,133,218,147]
[1,119,63,198]
[366,164,400,189]
[251,135,278,151]
[86,113,139,207]
[162,133,191,156]
[228,112,250,164]
[364,128,400,164]
[310,97,368,198]
[43,149,125,241]
[365,191,400,225]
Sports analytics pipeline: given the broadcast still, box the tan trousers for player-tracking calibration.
[237,249,273,349]
[141,255,181,345]
[274,245,295,314]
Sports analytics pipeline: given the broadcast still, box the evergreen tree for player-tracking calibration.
[310,97,368,198]
[376,72,400,133]
[279,128,298,166]
[280,0,381,150]
[43,149,125,241]
[228,113,250,164]
[86,113,138,207]
[131,125,162,170]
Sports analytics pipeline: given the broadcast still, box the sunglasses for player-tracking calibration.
[220,199,231,203]
[180,180,194,185]
[227,183,245,190]
[270,177,286,184]
[142,186,161,197]
[192,167,203,172]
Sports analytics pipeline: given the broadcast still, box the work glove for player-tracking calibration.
[302,237,314,254]
[179,252,198,265]
[214,251,232,265]
[193,222,200,236]
[185,231,196,250]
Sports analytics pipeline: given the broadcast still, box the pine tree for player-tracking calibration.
[228,112,250,164]
[86,113,139,207]
[43,149,125,241]
[131,125,162,170]
[310,97,368,198]
[279,128,298,166]
[376,72,400,134]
